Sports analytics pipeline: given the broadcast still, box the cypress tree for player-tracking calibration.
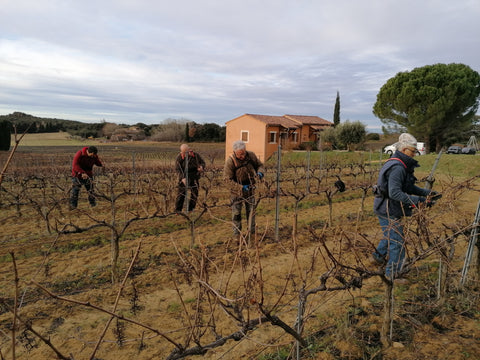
[333,91,341,127]
[185,123,190,142]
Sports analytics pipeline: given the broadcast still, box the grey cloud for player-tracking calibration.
[0,0,479,129]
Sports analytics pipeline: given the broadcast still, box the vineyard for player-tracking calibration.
[0,141,479,360]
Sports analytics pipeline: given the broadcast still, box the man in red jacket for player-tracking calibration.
[70,146,103,209]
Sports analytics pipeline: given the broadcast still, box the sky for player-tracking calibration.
[1,0,479,131]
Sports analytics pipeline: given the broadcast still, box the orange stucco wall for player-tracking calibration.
[225,115,268,162]
[225,114,325,162]
[265,126,281,161]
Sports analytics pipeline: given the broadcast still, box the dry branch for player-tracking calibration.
[0,124,31,186]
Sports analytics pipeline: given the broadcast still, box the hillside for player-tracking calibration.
[0,111,104,138]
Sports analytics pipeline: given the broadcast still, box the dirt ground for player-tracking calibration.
[0,148,479,359]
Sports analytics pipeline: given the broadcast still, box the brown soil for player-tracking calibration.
[0,150,479,360]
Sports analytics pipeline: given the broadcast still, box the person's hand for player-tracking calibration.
[429,191,442,201]
[81,173,89,179]
[198,166,204,173]
[257,172,264,180]
[242,184,250,192]
[182,178,187,186]
[424,191,442,207]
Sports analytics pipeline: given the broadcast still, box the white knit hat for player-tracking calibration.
[398,133,417,150]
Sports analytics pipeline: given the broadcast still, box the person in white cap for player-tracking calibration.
[372,133,440,283]
[224,140,265,237]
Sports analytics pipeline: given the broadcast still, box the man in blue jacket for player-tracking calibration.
[372,133,438,282]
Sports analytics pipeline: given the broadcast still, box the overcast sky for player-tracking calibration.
[1,0,479,131]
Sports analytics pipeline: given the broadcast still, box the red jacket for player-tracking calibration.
[71,147,103,178]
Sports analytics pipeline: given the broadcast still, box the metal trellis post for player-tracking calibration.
[275,145,282,242]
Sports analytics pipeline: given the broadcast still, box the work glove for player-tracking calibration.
[242,184,250,192]
[425,191,442,207]
[257,172,264,180]
[429,191,442,201]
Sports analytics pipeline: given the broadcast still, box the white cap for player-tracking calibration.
[398,133,417,150]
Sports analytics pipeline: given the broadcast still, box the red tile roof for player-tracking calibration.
[244,114,333,128]
[245,114,300,128]
[284,115,333,126]
[228,114,334,129]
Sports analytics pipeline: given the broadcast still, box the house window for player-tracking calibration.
[292,132,298,143]
[241,131,249,142]
[269,131,277,144]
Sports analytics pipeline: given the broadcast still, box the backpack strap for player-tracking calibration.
[373,157,407,198]
[230,154,239,168]
[386,157,407,168]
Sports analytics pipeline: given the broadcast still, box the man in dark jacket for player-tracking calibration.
[174,144,206,213]
[224,140,265,236]
[372,133,438,282]
[70,146,103,209]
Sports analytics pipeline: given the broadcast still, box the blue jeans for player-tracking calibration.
[375,216,405,279]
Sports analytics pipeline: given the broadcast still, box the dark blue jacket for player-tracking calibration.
[373,150,430,219]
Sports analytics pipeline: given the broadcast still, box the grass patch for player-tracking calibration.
[58,234,109,252]
[416,152,480,179]
[48,270,111,295]
[167,302,181,313]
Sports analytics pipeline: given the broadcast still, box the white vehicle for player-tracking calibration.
[416,142,426,155]
[384,142,426,156]
[383,144,397,155]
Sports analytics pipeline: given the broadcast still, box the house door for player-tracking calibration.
[280,132,288,147]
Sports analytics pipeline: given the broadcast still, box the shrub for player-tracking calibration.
[366,133,380,141]
[298,141,318,151]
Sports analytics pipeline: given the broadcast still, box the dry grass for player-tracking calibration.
[0,140,479,359]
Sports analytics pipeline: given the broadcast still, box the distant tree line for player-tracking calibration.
[0,112,103,138]
[0,112,226,143]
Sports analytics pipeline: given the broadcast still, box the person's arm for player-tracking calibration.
[410,184,431,197]
[388,167,424,207]
[71,151,84,176]
[94,156,103,167]
[175,155,185,176]
[249,152,265,178]
[223,157,235,181]
[197,153,206,171]
[224,157,245,195]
